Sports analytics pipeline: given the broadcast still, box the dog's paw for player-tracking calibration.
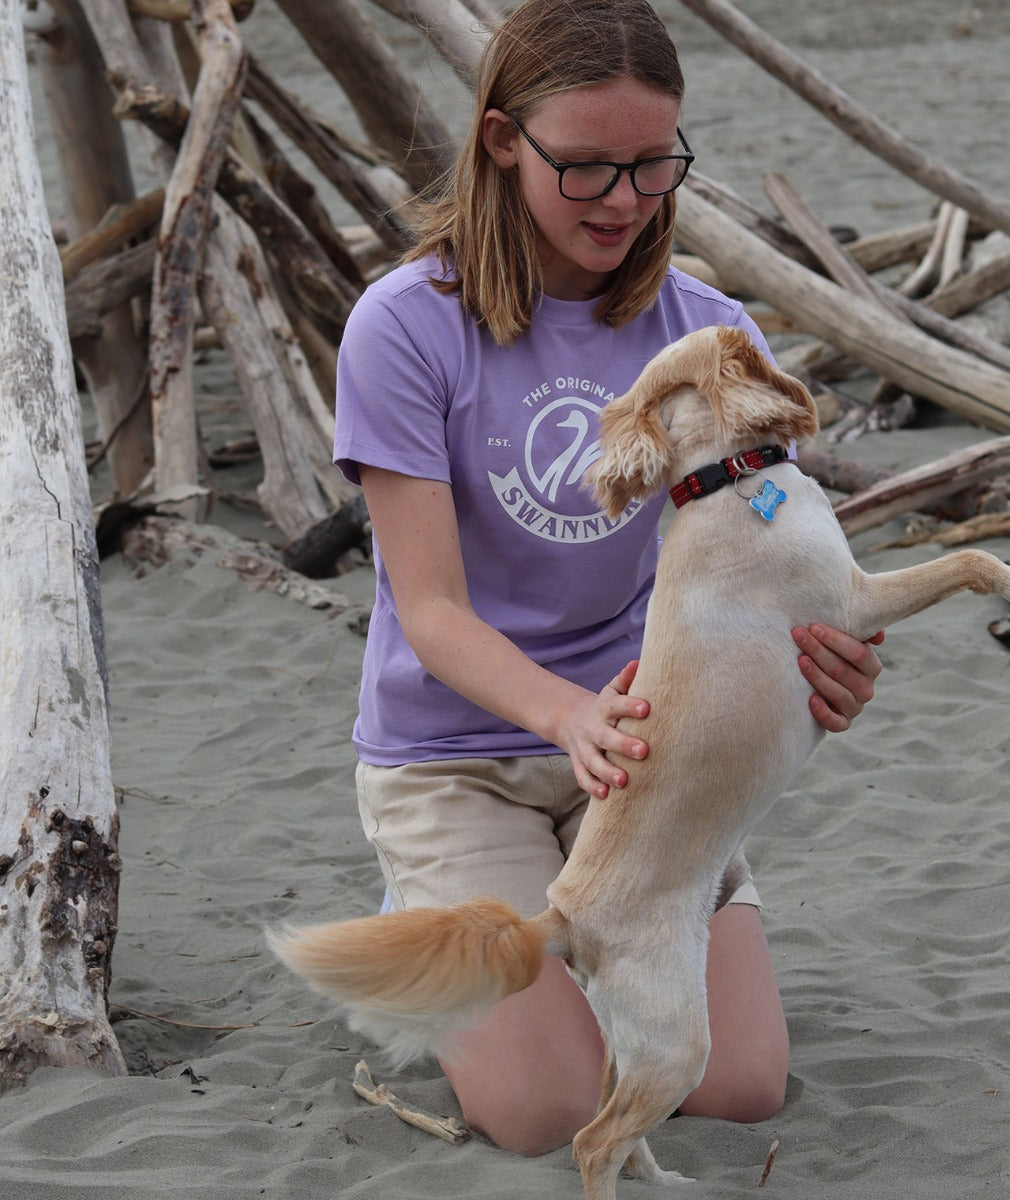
[624,1140,696,1185]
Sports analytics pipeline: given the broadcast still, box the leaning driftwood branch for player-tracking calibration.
[274,0,457,191]
[60,187,164,282]
[148,0,245,513]
[675,187,1010,432]
[833,436,1010,535]
[763,173,1010,373]
[65,239,158,344]
[0,0,125,1087]
[197,211,340,535]
[369,0,492,83]
[763,172,906,320]
[677,0,1010,238]
[244,52,414,254]
[245,105,368,290]
[687,170,817,273]
[111,76,360,343]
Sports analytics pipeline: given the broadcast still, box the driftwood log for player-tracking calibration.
[78,0,338,537]
[243,53,414,255]
[796,445,1003,531]
[832,437,1010,536]
[0,0,125,1088]
[677,0,1010,239]
[115,513,356,611]
[273,0,455,193]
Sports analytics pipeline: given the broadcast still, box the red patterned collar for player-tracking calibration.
[669,445,790,509]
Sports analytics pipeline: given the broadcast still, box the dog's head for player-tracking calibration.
[587,325,819,518]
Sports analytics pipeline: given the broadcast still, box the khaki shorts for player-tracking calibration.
[357,755,761,919]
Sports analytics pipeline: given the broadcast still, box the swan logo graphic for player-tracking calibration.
[488,395,642,543]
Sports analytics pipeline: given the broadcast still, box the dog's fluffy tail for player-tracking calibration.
[268,897,567,1065]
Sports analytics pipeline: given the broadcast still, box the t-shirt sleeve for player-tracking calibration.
[333,283,453,487]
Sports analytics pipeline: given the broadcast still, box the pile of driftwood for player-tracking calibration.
[3,0,1010,1089]
[33,0,1010,560]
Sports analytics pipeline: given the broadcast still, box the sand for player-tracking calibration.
[4,2,1010,1197]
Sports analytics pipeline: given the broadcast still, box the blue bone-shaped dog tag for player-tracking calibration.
[750,479,787,521]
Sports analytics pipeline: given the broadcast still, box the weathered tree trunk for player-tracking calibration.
[0,0,125,1088]
[37,0,152,495]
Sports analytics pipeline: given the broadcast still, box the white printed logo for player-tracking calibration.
[488,396,641,543]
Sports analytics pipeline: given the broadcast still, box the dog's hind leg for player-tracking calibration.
[593,1039,688,1187]
[575,1054,704,1197]
[624,1138,694,1186]
[574,997,709,1198]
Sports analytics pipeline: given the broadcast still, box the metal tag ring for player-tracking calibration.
[732,454,763,499]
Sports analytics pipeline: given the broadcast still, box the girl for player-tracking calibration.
[333,0,882,1156]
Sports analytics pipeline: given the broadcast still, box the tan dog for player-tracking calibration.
[270,326,1010,1198]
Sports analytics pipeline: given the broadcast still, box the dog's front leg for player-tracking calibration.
[848,548,1010,637]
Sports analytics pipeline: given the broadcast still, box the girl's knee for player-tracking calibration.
[680,1041,788,1124]
[463,1091,596,1156]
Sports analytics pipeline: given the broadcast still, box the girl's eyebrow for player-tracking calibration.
[542,136,680,161]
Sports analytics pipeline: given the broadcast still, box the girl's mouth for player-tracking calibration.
[583,221,630,248]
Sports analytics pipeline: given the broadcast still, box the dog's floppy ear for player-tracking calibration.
[587,348,686,519]
[707,326,819,443]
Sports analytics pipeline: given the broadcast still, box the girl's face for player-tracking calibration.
[483,77,682,302]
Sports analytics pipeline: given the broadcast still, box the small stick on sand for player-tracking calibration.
[757,1138,780,1188]
[352,1060,471,1145]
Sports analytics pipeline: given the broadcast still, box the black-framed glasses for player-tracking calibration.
[507,115,694,201]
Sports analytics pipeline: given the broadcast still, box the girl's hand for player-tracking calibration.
[792,625,884,733]
[562,661,649,800]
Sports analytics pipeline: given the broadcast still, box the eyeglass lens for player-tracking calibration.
[560,157,688,200]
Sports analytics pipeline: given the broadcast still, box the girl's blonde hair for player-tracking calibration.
[405,0,686,346]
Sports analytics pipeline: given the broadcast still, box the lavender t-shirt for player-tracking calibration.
[334,257,771,765]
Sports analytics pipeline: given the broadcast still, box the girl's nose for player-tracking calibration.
[600,168,639,209]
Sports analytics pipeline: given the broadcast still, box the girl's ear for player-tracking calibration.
[482,109,520,169]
